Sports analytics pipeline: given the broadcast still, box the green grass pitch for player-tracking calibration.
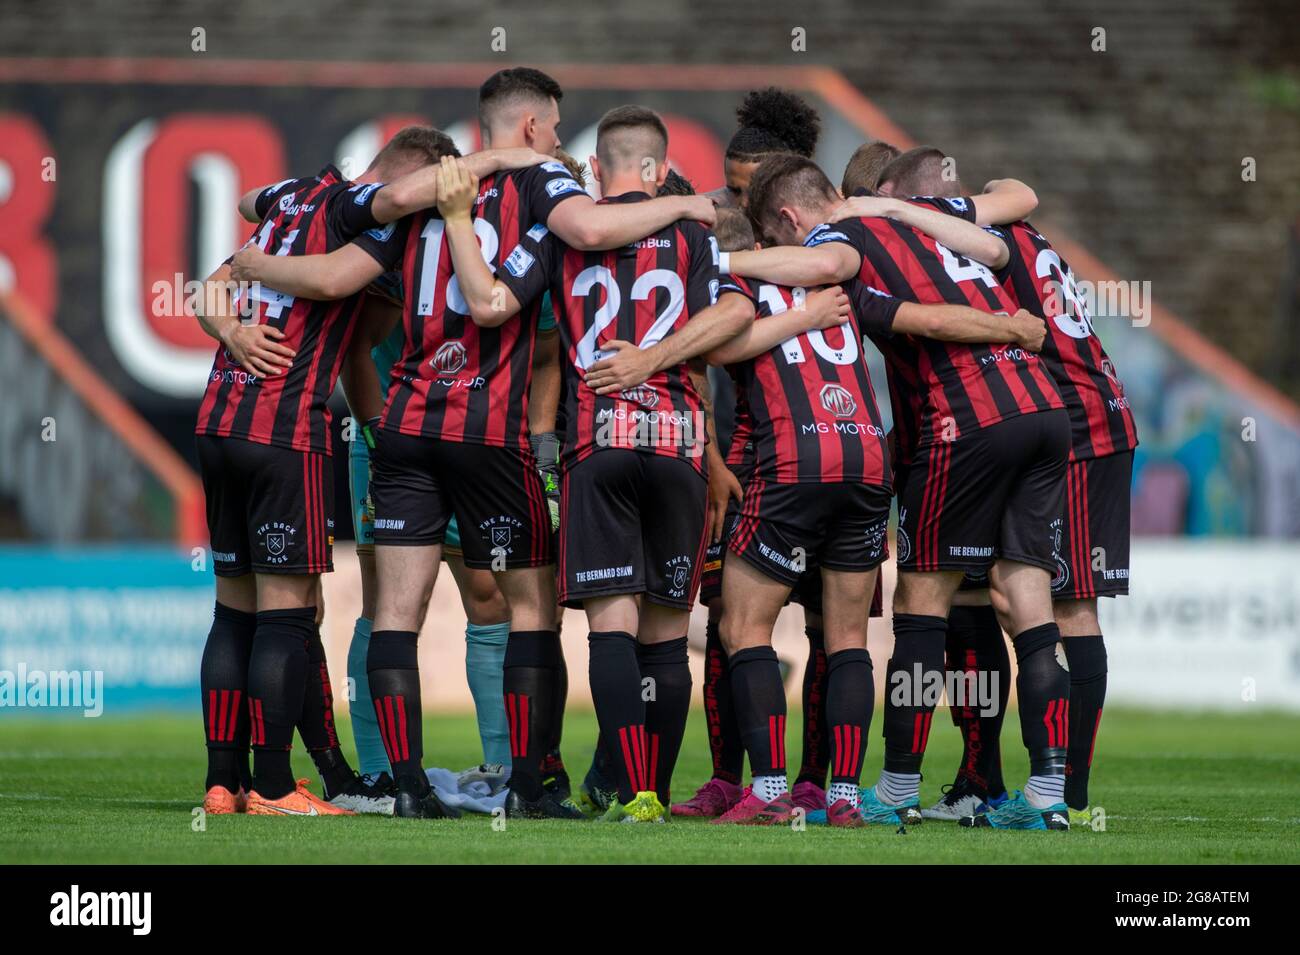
[2,708,1297,864]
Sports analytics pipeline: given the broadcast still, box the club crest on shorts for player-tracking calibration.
[664,554,693,598]
[1049,517,1069,592]
[480,515,522,555]
[896,507,912,565]
[256,521,297,565]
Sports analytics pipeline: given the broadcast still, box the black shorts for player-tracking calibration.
[558,450,708,609]
[896,409,1069,575]
[370,429,553,570]
[1051,450,1132,599]
[196,435,334,577]
[788,571,885,619]
[729,478,892,587]
[699,460,754,607]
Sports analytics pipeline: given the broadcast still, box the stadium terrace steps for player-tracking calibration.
[0,0,1297,397]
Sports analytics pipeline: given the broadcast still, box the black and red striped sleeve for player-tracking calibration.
[253,176,312,219]
[850,283,904,339]
[519,161,591,226]
[906,195,977,221]
[495,223,561,310]
[683,223,720,314]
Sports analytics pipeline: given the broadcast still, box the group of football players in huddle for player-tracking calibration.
[193,67,1133,831]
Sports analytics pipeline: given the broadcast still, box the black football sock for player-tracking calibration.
[975,610,1011,795]
[1013,623,1070,807]
[591,733,614,785]
[247,607,315,800]
[503,629,563,800]
[587,630,646,803]
[1063,635,1107,811]
[297,625,355,798]
[881,614,948,777]
[367,630,425,790]
[729,646,788,781]
[796,626,830,788]
[826,648,873,802]
[703,618,744,784]
[945,605,1007,797]
[637,637,692,803]
[544,649,569,766]
[200,602,256,793]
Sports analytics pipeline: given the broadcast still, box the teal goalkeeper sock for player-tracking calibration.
[347,617,390,778]
[466,621,512,767]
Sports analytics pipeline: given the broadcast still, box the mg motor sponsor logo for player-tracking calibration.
[819,383,857,419]
[432,340,467,375]
[618,385,660,409]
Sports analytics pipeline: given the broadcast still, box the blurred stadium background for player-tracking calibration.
[1,0,1298,724]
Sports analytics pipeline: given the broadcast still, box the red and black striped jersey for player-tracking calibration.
[195,167,402,455]
[720,276,891,486]
[496,192,719,475]
[912,198,1139,460]
[371,161,588,447]
[725,375,755,469]
[807,217,1064,460]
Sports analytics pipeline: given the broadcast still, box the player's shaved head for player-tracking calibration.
[595,105,669,176]
[478,67,564,131]
[369,126,459,178]
[840,141,900,197]
[877,145,960,198]
[746,153,839,237]
[714,208,756,253]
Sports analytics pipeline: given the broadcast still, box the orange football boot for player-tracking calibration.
[203,785,249,814]
[246,778,355,816]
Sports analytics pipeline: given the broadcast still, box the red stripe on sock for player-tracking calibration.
[1087,708,1103,766]
[382,696,400,762]
[395,694,409,761]
[512,696,522,764]
[225,689,242,743]
[618,726,638,795]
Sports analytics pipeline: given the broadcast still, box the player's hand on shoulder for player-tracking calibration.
[435,156,478,222]
[229,243,269,283]
[495,147,551,171]
[803,284,851,329]
[679,195,717,228]
[828,196,898,222]
[1011,308,1045,352]
[220,323,296,378]
[584,340,656,396]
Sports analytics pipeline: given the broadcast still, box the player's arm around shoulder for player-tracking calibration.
[584,289,757,397]
[546,191,716,251]
[229,242,383,301]
[971,179,1038,226]
[435,156,525,327]
[893,302,1044,351]
[705,286,850,366]
[726,238,859,289]
[832,195,1008,269]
